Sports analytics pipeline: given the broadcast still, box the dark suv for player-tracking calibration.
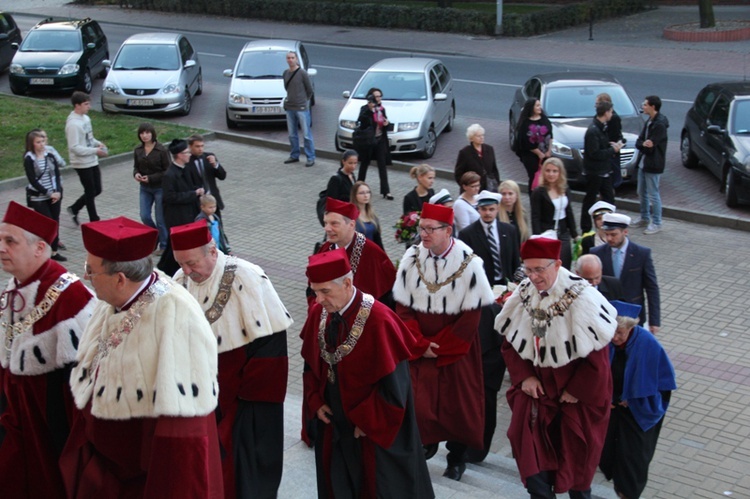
[9,17,108,95]
[0,12,22,72]
[681,82,750,207]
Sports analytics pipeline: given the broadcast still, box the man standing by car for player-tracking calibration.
[283,51,315,167]
[66,91,108,225]
[635,95,669,235]
[581,100,623,233]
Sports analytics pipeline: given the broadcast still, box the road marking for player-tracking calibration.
[455,78,520,88]
[662,98,692,104]
[314,65,364,72]
[198,52,226,57]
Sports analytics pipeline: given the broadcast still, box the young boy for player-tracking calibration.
[195,194,231,254]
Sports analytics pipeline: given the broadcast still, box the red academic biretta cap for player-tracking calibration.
[306,248,351,283]
[82,217,157,262]
[421,202,454,226]
[520,236,562,260]
[325,197,359,221]
[170,220,212,251]
[2,201,58,245]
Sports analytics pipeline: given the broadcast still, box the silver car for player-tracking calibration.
[224,39,316,128]
[101,33,202,115]
[336,58,456,159]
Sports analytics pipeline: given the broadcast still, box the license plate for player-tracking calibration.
[127,99,154,106]
[252,106,281,114]
[30,78,54,85]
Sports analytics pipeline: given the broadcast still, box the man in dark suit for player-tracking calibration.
[458,190,520,463]
[188,134,227,214]
[576,254,623,301]
[591,213,661,333]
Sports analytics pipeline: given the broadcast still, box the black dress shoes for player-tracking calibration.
[423,443,438,460]
[283,157,299,164]
[383,193,394,200]
[443,462,466,481]
[67,206,79,226]
[51,253,68,262]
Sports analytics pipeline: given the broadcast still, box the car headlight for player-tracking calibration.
[59,64,79,75]
[340,120,357,130]
[551,140,573,158]
[9,64,24,74]
[398,122,420,132]
[162,83,180,94]
[103,82,120,95]
[229,93,250,104]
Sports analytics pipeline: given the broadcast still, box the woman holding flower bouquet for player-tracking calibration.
[351,180,384,250]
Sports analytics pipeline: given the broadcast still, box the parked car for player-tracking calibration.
[9,17,108,95]
[508,72,644,185]
[101,33,202,116]
[223,39,316,128]
[0,12,22,72]
[335,57,456,159]
[681,81,750,207]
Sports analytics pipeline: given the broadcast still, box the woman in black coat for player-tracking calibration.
[326,150,358,202]
[354,88,392,199]
[515,98,553,195]
[453,123,500,192]
[531,158,577,270]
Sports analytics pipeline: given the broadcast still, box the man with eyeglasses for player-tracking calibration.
[0,201,95,498]
[62,217,223,497]
[171,221,293,498]
[495,236,616,499]
[393,202,494,482]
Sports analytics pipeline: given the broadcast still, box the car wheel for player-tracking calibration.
[180,89,192,116]
[444,103,455,132]
[9,82,24,95]
[725,166,739,208]
[196,71,203,96]
[79,68,92,93]
[680,133,699,169]
[421,127,437,159]
[226,110,238,129]
[99,54,109,78]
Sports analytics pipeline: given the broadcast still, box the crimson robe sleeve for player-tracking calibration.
[564,348,612,407]
[238,332,288,403]
[395,304,431,357]
[502,338,537,386]
[429,308,481,367]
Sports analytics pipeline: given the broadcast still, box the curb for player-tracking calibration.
[664,22,750,42]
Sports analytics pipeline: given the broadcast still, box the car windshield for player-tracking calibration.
[20,30,81,52]
[235,50,289,79]
[544,84,637,118]
[732,100,750,134]
[113,44,180,71]
[354,71,427,101]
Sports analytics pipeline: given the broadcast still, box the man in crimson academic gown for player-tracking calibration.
[0,202,96,499]
[495,237,616,498]
[393,202,495,481]
[301,249,434,498]
[307,197,395,309]
[60,217,223,498]
[172,221,293,499]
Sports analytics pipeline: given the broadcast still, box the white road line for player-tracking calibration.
[454,78,520,88]
[198,52,226,57]
[314,65,364,72]
[662,98,693,104]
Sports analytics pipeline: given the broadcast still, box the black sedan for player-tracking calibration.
[0,12,22,72]
[681,81,750,207]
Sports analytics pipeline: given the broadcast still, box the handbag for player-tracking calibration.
[352,125,376,148]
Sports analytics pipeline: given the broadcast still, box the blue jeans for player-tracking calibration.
[139,184,167,249]
[286,109,315,160]
[638,168,662,226]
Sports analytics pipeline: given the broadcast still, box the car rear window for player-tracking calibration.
[114,44,179,71]
[236,50,287,79]
[354,72,427,101]
[21,30,82,52]
[545,84,636,118]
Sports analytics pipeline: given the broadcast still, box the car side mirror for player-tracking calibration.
[223,69,233,78]
[343,90,351,99]
[103,59,111,68]
[307,68,317,77]
[86,42,96,50]
[434,92,447,102]
[184,60,196,69]
[11,42,19,50]
[707,124,725,135]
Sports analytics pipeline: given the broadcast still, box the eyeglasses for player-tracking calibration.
[522,260,555,276]
[418,225,448,235]
[83,262,108,280]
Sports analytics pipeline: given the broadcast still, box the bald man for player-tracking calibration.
[575,254,623,302]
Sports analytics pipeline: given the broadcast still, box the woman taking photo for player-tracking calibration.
[327,149,358,202]
[515,98,552,194]
[531,158,577,269]
[453,171,481,234]
[24,130,65,261]
[454,123,500,192]
[355,88,393,200]
[350,181,384,249]
[498,179,530,245]
[402,164,435,215]
[133,122,170,255]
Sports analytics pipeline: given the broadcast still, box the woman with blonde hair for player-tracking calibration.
[351,180,384,249]
[498,179,530,244]
[402,164,435,215]
[531,158,577,269]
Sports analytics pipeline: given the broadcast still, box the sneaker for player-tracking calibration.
[305,159,315,167]
[631,219,649,228]
[644,224,662,235]
[51,253,68,262]
[67,206,79,226]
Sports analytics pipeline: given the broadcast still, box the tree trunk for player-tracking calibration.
[698,0,716,29]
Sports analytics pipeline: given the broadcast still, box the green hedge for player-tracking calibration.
[78,0,651,36]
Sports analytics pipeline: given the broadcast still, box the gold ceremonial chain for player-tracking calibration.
[2,273,78,355]
[414,252,475,294]
[349,232,366,275]
[317,293,374,383]
[520,281,587,339]
[204,257,237,324]
[91,278,170,376]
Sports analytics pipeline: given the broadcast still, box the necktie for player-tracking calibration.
[487,224,503,283]
[326,312,344,347]
[613,248,623,279]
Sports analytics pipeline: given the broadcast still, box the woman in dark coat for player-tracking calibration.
[515,98,553,195]
[133,122,170,253]
[355,88,393,199]
[326,150,358,202]
[454,123,500,192]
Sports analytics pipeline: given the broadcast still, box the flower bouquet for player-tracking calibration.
[394,211,420,245]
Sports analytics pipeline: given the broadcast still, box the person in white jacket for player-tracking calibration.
[65,91,108,225]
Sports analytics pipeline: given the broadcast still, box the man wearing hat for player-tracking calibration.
[495,236,616,498]
[172,221,293,498]
[158,138,205,276]
[307,197,396,309]
[578,200,616,257]
[0,201,96,498]
[61,217,223,497]
[393,202,495,481]
[301,249,434,498]
[591,213,660,332]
